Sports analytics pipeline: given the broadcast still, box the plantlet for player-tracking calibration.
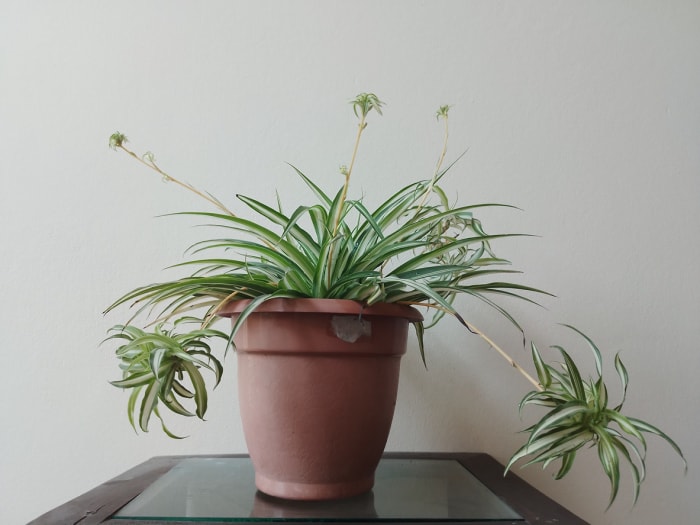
[507,326,686,507]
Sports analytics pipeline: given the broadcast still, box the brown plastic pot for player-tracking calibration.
[219,298,423,501]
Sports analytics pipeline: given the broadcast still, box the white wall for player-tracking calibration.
[2,2,698,523]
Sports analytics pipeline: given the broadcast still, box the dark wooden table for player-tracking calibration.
[30,452,588,525]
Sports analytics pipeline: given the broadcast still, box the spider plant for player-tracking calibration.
[103,93,684,506]
[105,94,547,433]
[107,97,539,337]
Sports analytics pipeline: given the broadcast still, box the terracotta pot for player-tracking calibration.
[219,298,423,501]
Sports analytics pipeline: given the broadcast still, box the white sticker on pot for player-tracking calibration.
[331,316,371,343]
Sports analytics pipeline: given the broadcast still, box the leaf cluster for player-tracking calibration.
[507,326,687,507]
[105,322,228,437]
[105,95,546,363]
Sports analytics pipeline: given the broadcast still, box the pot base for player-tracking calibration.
[255,472,374,501]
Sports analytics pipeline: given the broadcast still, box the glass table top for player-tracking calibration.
[113,457,523,522]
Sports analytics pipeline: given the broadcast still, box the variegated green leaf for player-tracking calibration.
[139,380,160,432]
[613,353,629,411]
[530,342,551,389]
[180,361,207,420]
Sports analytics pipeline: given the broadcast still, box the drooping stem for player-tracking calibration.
[403,299,543,391]
[109,133,235,216]
[468,322,543,391]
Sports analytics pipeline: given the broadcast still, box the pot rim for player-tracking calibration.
[218,298,424,322]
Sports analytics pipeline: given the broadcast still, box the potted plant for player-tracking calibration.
[105,93,685,506]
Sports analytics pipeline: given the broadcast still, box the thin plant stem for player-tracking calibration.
[402,300,542,391]
[414,109,449,215]
[117,144,236,216]
[468,321,543,391]
[332,115,366,237]
[326,112,367,288]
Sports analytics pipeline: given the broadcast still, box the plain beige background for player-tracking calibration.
[1,2,698,524]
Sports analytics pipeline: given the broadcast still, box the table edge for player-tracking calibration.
[29,452,588,525]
